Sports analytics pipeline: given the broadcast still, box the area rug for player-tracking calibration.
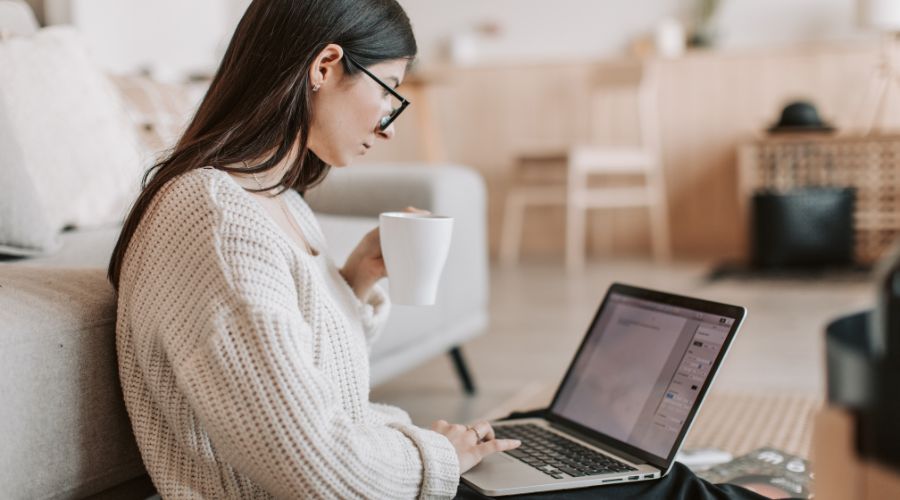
[683,390,822,457]
[481,385,822,458]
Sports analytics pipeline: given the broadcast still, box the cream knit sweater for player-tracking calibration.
[115,167,460,499]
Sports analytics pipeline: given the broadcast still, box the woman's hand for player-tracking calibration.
[340,206,429,301]
[430,419,521,474]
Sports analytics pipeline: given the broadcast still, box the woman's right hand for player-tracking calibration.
[431,419,522,473]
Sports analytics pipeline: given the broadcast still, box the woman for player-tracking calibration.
[107,0,519,497]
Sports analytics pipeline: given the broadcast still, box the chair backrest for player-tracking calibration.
[584,60,660,154]
[0,0,39,38]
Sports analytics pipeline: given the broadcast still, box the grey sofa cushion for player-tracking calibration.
[0,266,146,499]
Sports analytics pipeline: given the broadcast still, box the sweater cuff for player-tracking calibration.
[391,424,460,499]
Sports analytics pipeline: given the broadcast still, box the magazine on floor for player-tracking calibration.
[697,447,812,499]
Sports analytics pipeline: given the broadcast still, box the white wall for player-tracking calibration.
[45,0,230,79]
[43,0,876,77]
[399,0,872,64]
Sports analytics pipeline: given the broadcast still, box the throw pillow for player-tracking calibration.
[0,26,144,235]
[0,113,59,256]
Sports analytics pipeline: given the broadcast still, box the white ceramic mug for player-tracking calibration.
[379,212,454,306]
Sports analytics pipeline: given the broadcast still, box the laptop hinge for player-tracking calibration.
[548,421,648,466]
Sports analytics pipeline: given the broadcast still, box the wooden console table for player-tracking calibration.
[737,133,900,264]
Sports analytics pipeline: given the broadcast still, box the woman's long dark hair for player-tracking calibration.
[108,0,417,290]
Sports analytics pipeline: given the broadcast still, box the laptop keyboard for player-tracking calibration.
[495,424,638,480]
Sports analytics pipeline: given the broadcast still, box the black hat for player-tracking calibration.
[768,100,835,133]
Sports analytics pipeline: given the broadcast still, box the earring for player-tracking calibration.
[312,83,321,92]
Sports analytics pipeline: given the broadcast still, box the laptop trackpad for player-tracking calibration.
[463,452,552,490]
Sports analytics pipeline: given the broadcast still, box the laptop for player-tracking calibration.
[462,283,746,496]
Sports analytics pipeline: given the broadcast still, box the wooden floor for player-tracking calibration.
[371,258,873,433]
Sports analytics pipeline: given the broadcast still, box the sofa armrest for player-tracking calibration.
[305,163,490,333]
[304,164,485,220]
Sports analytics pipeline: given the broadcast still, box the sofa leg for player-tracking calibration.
[449,346,476,396]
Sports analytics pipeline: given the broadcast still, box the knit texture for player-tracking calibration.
[116,167,460,499]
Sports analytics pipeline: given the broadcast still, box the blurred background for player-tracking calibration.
[6,2,900,497]
[19,0,900,438]
[22,0,900,263]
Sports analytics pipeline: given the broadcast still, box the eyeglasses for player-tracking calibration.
[345,55,411,131]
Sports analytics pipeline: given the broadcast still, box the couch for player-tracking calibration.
[0,2,489,497]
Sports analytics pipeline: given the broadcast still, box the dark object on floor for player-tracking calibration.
[826,244,900,472]
[825,311,878,408]
[875,241,900,372]
[752,187,855,269]
[826,310,900,472]
[767,101,835,133]
[454,409,787,500]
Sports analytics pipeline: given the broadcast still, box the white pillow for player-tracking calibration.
[0,26,143,232]
[0,119,59,256]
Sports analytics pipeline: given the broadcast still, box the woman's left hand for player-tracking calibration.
[340,206,429,301]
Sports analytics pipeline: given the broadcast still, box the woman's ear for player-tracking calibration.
[309,44,345,91]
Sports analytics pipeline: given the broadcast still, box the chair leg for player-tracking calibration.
[566,165,588,272]
[448,346,476,396]
[649,203,671,261]
[566,199,586,272]
[499,190,525,267]
[648,173,671,262]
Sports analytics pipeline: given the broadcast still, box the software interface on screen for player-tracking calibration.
[552,293,734,458]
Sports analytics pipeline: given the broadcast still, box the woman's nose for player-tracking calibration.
[376,122,395,140]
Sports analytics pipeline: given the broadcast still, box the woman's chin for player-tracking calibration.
[320,154,353,168]
[308,146,353,167]
[330,157,354,167]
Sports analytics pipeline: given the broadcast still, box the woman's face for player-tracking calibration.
[307,48,408,167]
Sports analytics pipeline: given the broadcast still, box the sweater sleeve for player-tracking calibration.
[370,401,414,427]
[175,301,459,499]
[158,179,459,499]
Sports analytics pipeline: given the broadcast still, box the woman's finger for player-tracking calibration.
[403,206,431,215]
[476,438,521,457]
[468,421,495,442]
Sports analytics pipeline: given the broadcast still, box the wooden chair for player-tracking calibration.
[499,61,670,270]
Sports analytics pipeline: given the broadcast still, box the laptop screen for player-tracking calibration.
[549,287,741,464]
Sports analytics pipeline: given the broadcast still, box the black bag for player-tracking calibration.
[752,187,855,268]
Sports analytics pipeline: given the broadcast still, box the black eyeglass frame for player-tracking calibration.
[344,55,411,131]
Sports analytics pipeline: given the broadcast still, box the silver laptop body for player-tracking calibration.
[462,283,746,496]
